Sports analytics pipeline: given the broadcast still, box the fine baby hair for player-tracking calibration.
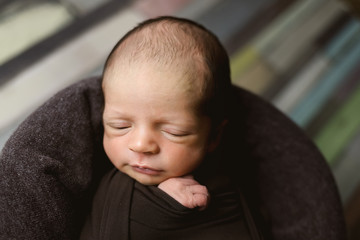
[102,16,233,126]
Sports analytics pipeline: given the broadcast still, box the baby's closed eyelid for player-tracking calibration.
[161,125,189,134]
[105,120,132,131]
[161,128,192,138]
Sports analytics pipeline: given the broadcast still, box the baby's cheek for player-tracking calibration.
[104,138,122,164]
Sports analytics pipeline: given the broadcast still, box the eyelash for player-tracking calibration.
[107,123,190,137]
[162,130,189,137]
[107,123,131,130]
[115,126,130,130]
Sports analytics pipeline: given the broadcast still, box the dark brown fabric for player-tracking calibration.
[80,169,134,240]
[82,168,255,240]
[0,77,346,239]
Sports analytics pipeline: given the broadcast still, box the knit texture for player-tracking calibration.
[0,77,111,239]
[0,77,346,239]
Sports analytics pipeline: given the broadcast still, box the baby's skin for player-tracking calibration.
[158,175,210,210]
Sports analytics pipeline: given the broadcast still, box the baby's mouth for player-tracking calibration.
[132,165,162,175]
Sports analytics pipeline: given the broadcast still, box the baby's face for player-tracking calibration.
[103,62,211,185]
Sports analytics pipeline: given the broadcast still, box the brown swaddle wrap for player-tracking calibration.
[80,168,259,240]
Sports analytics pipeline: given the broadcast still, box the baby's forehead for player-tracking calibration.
[108,57,204,92]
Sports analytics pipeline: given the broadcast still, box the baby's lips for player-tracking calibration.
[132,164,163,175]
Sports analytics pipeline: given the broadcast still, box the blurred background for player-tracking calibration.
[1,0,360,238]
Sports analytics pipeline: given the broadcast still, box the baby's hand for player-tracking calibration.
[158,175,210,210]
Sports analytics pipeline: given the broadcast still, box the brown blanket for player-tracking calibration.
[0,77,346,239]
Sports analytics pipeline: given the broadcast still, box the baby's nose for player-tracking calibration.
[128,128,159,154]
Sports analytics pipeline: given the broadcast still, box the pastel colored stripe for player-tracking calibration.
[0,3,73,65]
[305,61,360,137]
[225,0,297,54]
[324,20,360,59]
[289,32,360,127]
[228,0,320,79]
[230,45,259,81]
[273,19,360,113]
[0,8,144,133]
[272,54,329,113]
[332,131,360,203]
[253,0,326,53]
[195,0,272,43]
[133,0,193,18]
[265,0,343,72]
[232,57,275,94]
[177,0,221,19]
[315,84,360,164]
[264,12,352,100]
[228,0,321,82]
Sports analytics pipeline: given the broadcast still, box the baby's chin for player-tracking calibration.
[124,170,168,186]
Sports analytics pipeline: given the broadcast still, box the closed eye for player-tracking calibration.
[162,129,190,137]
[105,121,131,131]
[168,132,189,137]
[114,126,130,130]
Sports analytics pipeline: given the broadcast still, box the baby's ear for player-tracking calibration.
[207,120,228,153]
